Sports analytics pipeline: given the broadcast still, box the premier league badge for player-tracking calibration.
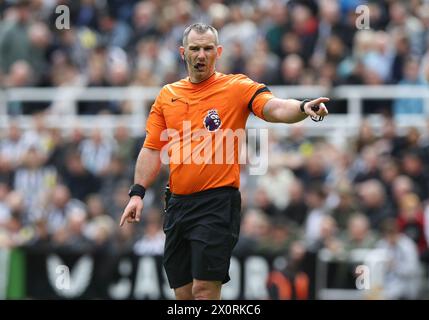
[203,109,222,132]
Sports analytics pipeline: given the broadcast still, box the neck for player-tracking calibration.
[189,70,216,84]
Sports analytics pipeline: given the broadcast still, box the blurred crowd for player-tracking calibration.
[0,114,428,299]
[1,0,429,299]
[1,0,429,115]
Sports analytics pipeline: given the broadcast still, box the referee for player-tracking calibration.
[120,23,329,300]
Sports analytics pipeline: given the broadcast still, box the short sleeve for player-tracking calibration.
[233,74,274,120]
[143,90,168,150]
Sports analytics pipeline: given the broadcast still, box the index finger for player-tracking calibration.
[119,210,128,227]
[311,97,330,106]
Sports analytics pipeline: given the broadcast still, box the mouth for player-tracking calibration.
[193,62,206,71]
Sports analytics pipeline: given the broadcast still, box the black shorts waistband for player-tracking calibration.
[172,186,238,199]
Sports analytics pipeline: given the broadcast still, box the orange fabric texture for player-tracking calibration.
[143,72,274,195]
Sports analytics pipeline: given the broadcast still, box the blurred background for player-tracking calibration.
[0,0,429,300]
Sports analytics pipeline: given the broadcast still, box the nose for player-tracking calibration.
[197,48,206,59]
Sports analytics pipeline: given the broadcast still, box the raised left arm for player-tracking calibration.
[262,97,330,123]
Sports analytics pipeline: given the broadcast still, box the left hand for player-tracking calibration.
[303,97,329,121]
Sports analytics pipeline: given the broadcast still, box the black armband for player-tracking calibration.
[128,184,146,199]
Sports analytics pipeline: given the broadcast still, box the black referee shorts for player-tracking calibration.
[162,186,241,289]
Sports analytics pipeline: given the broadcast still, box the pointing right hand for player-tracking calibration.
[119,196,144,227]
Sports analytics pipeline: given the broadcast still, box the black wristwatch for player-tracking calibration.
[128,184,146,199]
[300,99,311,113]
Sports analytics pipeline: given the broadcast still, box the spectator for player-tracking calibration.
[133,208,165,256]
[357,179,394,230]
[13,147,57,219]
[393,58,426,116]
[83,194,116,252]
[0,122,27,169]
[330,184,359,230]
[256,158,295,211]
[401,152,429,201]
[43,184,85,235]
[0,0,33,75]
[97,10,132,49]
[341,213,378,251]
[397,193,428,259]
[376,218,423,300]
[79,128,115,176]
[304,184,329,249]
[234,208,270,257]
[4,61,36,114]
[52,206,93,252]
[60,150,101,201]
[281,179,308,226]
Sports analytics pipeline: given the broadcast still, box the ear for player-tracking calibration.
[216,45,223,59]
[179,46,185,60]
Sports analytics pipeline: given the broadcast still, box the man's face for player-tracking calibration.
[180,29,222,82]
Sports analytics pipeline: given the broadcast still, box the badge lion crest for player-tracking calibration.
[203,109,222,132]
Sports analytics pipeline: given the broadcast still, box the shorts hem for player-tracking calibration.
[193,274,230,284]
[169,278,193,290]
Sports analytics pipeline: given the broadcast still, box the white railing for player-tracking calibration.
[1,85,429,139]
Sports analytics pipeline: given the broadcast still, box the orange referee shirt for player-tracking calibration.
[143,72,274,195]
